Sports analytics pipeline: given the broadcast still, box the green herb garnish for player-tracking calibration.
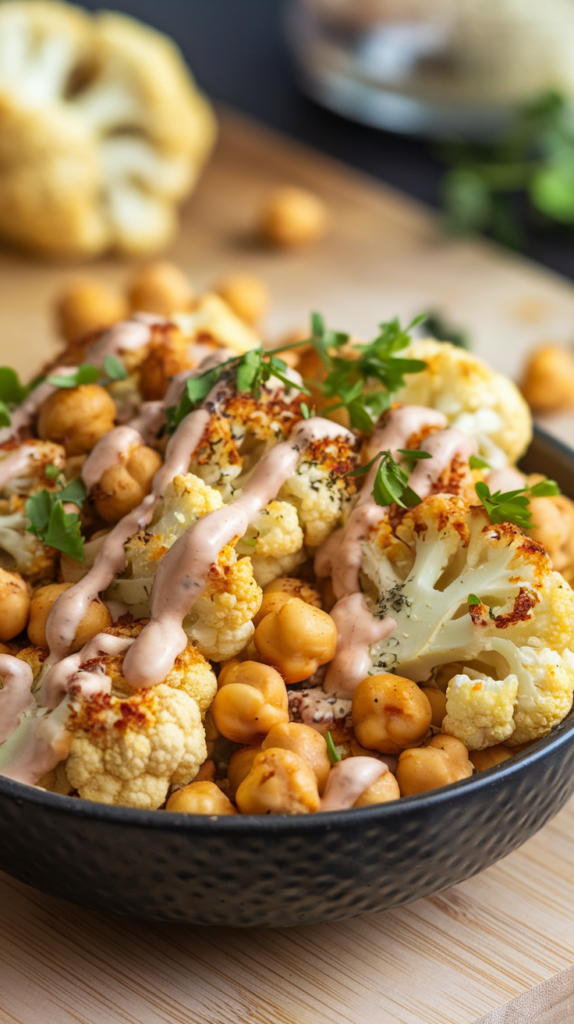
[475,478,561,529]
[25,476,87,561]
[423,312,470,350]
[326,731,341,765]
[103,355,129,382]
[467,594,482,607]
[276,312,427,431]
[441,91,574,248]
[350,449,428,508]
[44,463,62,481]
[0,368,29,405]
[47,364,100,389]
[469,454,491,470]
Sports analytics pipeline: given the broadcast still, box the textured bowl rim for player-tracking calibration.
[1,426,573,833]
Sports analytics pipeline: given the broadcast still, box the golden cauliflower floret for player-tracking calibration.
[126,473,223,578]
[363,493,574,747]
[443,672,519,749]
[251,500,304,558]
[174,293,260,355]
[279,435,358,546]
[185,544,263,661]
[0,440,67,496]
[66,683,207,809]
[396,339,532,468]
[0,1,216,257]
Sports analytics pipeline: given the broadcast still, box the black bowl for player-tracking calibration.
[1,428,573,928]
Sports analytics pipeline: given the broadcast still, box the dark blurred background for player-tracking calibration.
[76,0,574,279]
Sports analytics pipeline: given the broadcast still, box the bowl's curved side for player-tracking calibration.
[1,729,573,927]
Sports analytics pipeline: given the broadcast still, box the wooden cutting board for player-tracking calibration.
[1,109,574,1024]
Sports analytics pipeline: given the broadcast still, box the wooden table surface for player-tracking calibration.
[1,110,574,1024]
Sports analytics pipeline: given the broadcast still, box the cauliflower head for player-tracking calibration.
[66,683,206,808]
[363,494,574,747]
[0,1,216,257]
[396,340,532,468]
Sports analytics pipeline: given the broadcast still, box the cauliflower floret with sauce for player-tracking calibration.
[363,494,574,748]
[63,620,217,808]
[396,340,532,468]
[237,499,305,587]
[184,542,262,661]
[279,434,358,547]
[0,499,58,584]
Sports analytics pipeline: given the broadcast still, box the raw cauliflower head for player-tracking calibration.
[363,493,574,748]
[396,340,532,468]
[0,1,216,257]
[116,475,263,660]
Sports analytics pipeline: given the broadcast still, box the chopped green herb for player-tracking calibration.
[0,401,10,429]
[350,449,425,509]
[468,594,482,607]
[469,454,491,470]
[47,363,100,388]
[423,312,470,350]
[397,448,432,461]
[103,355,129,382]
[475,477,561,529]
[0,367,29,405]
[326,731,341,765]
[300,402,311,419]
[25,476,87,561]
[44,463,62,481]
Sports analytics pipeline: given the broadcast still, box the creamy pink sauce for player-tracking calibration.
[128,401,164,443]
[315,406,447,599]
[0,702,72,786]
[84,319,152,366]
[81,426,143,491]
[0,443,64,491]
[320,756,387,811]
[0,367,78,444]
[42,632,133,709]
[324,593,397,698]
[0,656,35,743]
[486,466,525,492]
[122,418,354,688]
[408,427,477,495]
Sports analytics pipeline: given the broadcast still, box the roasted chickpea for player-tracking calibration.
[396,734,472,797]
[254,579,321,627]
[254,597,337,684]
[260,187,328,248]
[138,325,193,401]
[521,344,574,413]
[215,274,269,326]
[166,781,238,815]
[352,674,432,755]
[38,384,116,456]
[227,741,263,798]
[127,261,194,316]
[262,722,330,794]
[236,748,320,815]
[211,661,288,743]
[421,687,448,729]
[353,771,400,807]
[55,279,128,343]
[0,569,30,640]
[93,445,162,523]
[28,582,112,651]
[470,745,513,772]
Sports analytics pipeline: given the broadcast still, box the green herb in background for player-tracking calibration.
[441,91,574,248]
[423,312,470,350]
[469,454,491,470]
[475,478,561,530]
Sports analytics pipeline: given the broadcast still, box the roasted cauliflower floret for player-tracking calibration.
[0,500,58,583]
[185,543,262,661]
[396,340,532,468]
[279,435,358,546]
[0,440,66,497]
[237,499,305,587]
[363,494,574,748]
[0,1,216,257]
[66,683,206,808]
[173,293,261,356]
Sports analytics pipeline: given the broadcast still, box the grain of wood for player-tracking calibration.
[1,109,574,1024]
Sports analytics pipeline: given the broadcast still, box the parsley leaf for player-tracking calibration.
[0,402,10,428]
[469,454,491,470]
[475,478,561,529]
[25,476,87,561]
[350,449,425,509]
[44,463,61,481]
[0,368,29,405]
[423,312,470,350]
[48,364,100,388]
[467,594,482,606]
[326,731,341,765]
[103,355,129,382]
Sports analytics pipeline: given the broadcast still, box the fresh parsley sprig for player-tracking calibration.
[350,448,430,509]
[25,476,87,561]
[0,367,37,428]
[165,347,310,433]
[276,312,427,431]
[475,478,561,529]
